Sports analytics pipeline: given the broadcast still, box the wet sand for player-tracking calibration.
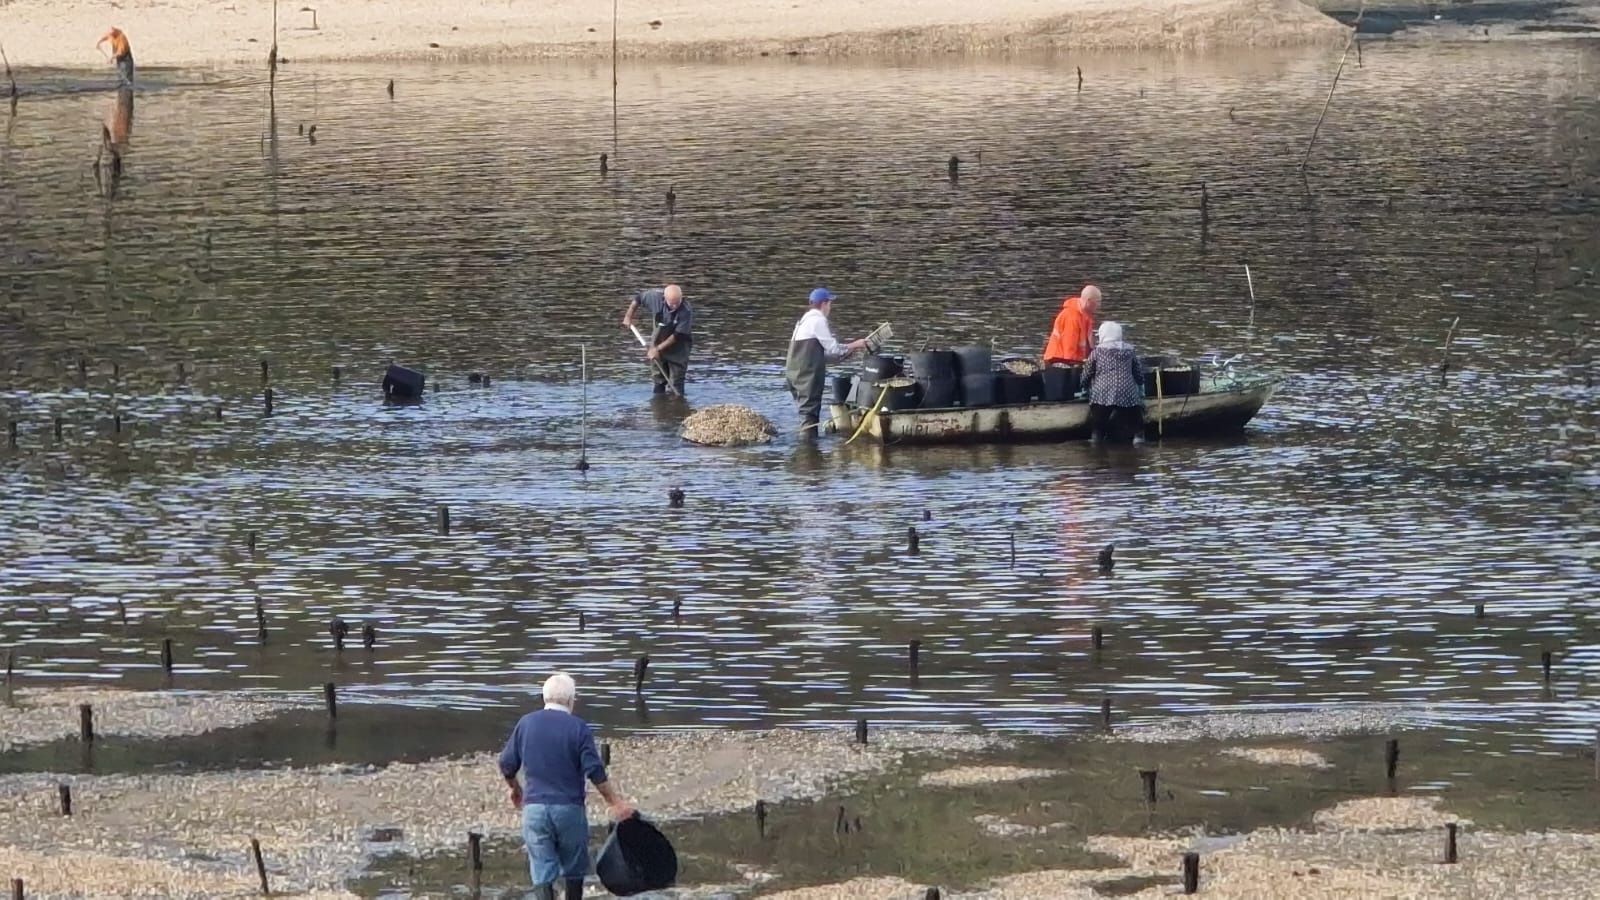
[0,687,311,753]
[2,0,1346,69]
[3,691,1598,897]
[0,723,999,897]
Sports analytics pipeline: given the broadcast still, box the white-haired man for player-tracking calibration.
[622,283,693,396]
[499,673,635,900]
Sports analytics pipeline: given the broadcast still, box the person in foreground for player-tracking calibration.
[622,283,693,396]
[499,673,635,900]
[784,287,867,434]
[1043,284,1101,365]
[1080,321,1146,444]
[96,27,135,88]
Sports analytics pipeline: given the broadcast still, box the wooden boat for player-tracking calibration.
[830,372,1283,446]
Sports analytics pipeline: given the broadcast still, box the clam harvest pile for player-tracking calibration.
[680,404,779,446]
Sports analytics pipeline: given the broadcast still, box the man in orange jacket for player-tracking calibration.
[97,27,135,87]
[1043,285,1101,364]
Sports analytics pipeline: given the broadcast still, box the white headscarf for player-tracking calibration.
[1097,321,1130,349]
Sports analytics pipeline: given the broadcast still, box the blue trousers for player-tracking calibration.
[522,802,590,887]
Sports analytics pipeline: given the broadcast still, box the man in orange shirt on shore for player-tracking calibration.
[1043,284,1101,364]
[96,27,135,87]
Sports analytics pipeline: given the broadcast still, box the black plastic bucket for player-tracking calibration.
[1140,354,1182,372]
[1041,364,1081,402]
[959,372,994,407]
[994,372,1041,405]
[918,376,959,409]
[832,373,854,405]
[953,345,992,378]
[1144,367,1200,398]
[861,354,903,380]
[908,351,957,380]
[596,816,678,897]
[382,364,426,401]
[879,379,922,411]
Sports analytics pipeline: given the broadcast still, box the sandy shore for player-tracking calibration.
[2,695,1595,897]
[0,727,998,898]
[1,718,1597,897]
[0,1,1347,70]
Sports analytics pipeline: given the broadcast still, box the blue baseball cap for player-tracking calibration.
[808,288,836,305]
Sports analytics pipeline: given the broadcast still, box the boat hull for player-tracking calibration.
[836,377,1281,446]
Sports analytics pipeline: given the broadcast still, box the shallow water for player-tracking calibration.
[0,44,1596,753]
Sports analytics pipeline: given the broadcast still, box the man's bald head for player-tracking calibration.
[664,284,683,308]
[1081,285,1102,313]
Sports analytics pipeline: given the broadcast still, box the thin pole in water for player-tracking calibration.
[611,0,619,156]
[1244,264,1256,333]
[580,345,589,468]
[1301,2,1367,175]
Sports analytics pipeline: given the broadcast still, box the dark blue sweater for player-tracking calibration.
[498,707,609,806]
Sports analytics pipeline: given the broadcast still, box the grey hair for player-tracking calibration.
[543,672,577,708]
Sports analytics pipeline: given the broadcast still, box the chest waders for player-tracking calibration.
[784,337,827,426]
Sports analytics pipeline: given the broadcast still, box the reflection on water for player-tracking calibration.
[0,44,1595,754]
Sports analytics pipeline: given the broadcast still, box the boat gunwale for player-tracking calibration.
[845,373,1284,416]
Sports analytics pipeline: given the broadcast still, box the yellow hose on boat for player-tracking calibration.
[846,384,892,445]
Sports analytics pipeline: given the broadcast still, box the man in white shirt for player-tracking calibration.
[784,288,868,434]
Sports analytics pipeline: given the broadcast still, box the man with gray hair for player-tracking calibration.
[499,672,634,900]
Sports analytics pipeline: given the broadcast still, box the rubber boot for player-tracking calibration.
[531,884,556,900]
[564,878,586,899]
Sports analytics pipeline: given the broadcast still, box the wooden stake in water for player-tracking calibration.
[250,838,270,895]
[1,41,17,99]
[1440,316,1461,385]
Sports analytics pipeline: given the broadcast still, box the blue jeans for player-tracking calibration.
[522,803,589,886]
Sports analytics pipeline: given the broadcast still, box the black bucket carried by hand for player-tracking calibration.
[596,815,678,896]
